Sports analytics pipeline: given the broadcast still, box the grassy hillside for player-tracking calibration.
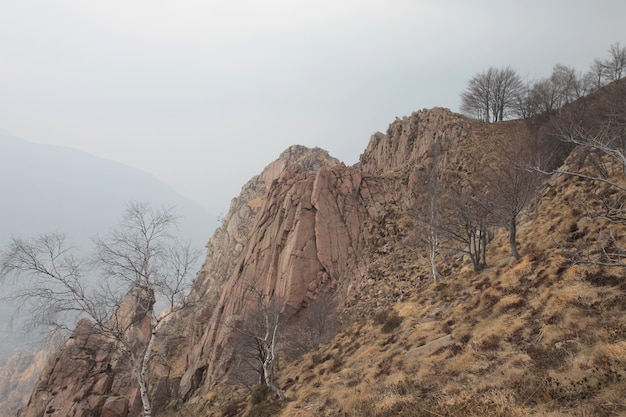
[162,83,626,417]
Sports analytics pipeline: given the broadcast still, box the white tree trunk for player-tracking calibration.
[128,327,156,417]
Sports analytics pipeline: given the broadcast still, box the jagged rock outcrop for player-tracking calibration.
[0,333,62,417]
[18,108,474,415]
[17,287,155,417]
[359,107,471,176]
[178,109,468,398]
[180,165,392,395]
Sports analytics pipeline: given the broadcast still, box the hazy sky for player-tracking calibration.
[1,0,624,215]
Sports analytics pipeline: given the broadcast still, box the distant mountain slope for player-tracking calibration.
[0,130,215,249]
[0,130,217,417]
[0,129,216,362]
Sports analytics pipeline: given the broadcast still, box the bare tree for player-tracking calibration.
[587,59,608,90]
[0,202,200,417]
[410,144,446,279]
[525,65,588,116]
[228,286,286,400]
[437,185,494,272]
[460,66,522,122]
[489,131,548,259]
[281,291,340,360]
[604,42,626,82]
[513,79,540,120]
[542,80,626,269]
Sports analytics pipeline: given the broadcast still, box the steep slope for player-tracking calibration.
[175,109,475,402]
[15,95,626,417]
[12,108,493,416]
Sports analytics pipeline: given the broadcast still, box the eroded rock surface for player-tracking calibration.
[18,108,473,415]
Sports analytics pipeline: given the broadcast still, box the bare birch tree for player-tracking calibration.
[228,285,286,400]
[0,201,200,417]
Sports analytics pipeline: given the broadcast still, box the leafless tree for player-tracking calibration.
[587,59,608,90]
[410,144,446,279]
[525,64,589,116]
[541,80,626,269]
[489,131,549,259]
[0,202,200,417]
[227,285,286,400]
[604,42,626,82]
[281,291,340,360]
[513,79,540,120]
[460,66,523,122]
[437,185,494,273]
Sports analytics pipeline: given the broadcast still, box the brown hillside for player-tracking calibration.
[15,81,626,417]
[183,109,624,416]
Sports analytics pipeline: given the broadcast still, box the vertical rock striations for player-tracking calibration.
[18,107,474,415]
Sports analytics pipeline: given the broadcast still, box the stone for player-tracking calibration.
[101,396,129,417]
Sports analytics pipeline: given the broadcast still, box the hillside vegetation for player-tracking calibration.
[166,81,626,417]
[8,77,625,417]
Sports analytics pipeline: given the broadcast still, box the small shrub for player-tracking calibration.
[585,271,622,287]
[310,352,329,365]
[250,384,270,405]
[478,334,501,351]
[329,355,344,373]
[373,309,390,325]
[381,312,403,333]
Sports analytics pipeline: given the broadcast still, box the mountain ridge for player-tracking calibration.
[8,80,626,416]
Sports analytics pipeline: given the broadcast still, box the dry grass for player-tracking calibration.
[268,162,626,416]
[179,111,626,417]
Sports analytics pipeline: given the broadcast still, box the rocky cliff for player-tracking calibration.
[16,108,476,416]
[0,342,56,417]
[16,287,162,417]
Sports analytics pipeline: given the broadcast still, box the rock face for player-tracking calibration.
[17,108,472,415]
[177,108,470,398]
[180,164,389,396]
[359,107,471,175]
[0,333,62,417]
[17,287,155,417]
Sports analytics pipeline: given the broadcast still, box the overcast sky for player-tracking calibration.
[1,0,624,215]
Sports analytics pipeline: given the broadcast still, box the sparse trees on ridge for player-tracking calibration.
[0,202,200,417]
[604,42,626,82]
[534,76,626,270]
[460,66,523,123]
[462,42,626,122]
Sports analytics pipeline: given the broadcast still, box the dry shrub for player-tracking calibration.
[591,341,626,367]
[495,293,526,314]
[478,334,501,351]
[250,384,270,405]
[381,312,403,333]
[246,401,284,417]
[585,270,622,287]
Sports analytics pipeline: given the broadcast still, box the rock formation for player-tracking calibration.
[0,332,63,417]
[17,107,474,415]
[17,287,157,417]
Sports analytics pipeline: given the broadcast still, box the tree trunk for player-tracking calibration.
[509,216,520,259]
[129,327,156,417]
